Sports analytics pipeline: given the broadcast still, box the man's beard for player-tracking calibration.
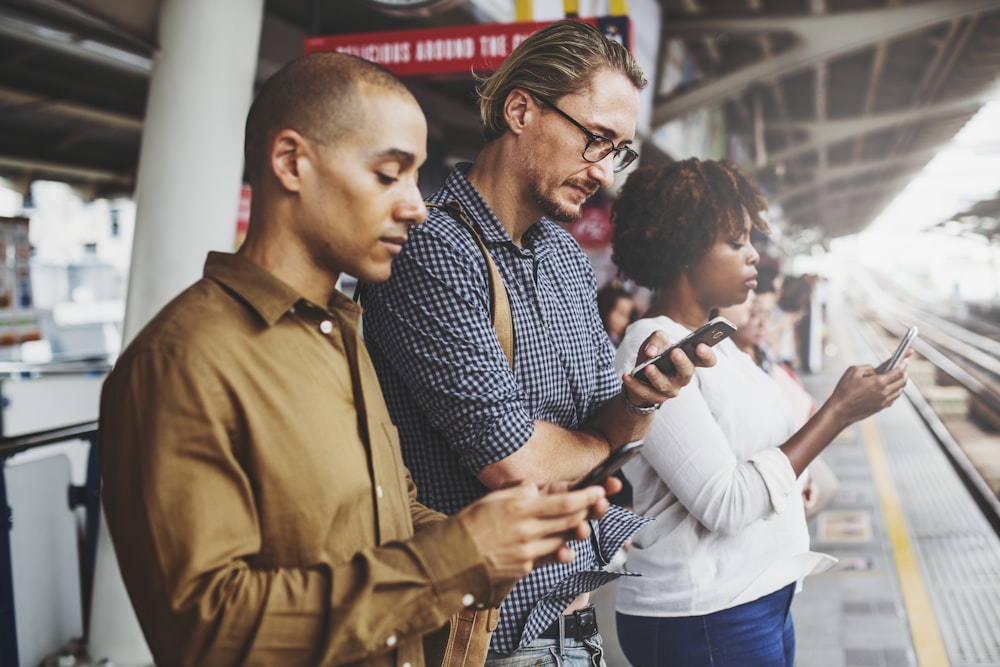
[530,180,588,224]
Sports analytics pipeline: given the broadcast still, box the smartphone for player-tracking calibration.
[570,440,644,491]
[630,316,737,385]
[876,325,918,374]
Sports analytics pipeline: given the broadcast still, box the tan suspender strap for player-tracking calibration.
[428,201,515,370]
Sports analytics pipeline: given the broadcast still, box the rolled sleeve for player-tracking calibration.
[748,448,799,514]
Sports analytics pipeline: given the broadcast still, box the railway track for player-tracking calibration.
[846,268,1000,535]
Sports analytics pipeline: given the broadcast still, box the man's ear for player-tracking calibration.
[503,88,534,137]
[271,129,307,193]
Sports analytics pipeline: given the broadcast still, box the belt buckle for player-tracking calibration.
[570,605,597,641]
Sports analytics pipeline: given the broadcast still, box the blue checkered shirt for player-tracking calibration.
[362,164,650,654]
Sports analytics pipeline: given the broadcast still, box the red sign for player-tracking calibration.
[304,18,631,78]
[235,184,251,249]
[569,195,613,249]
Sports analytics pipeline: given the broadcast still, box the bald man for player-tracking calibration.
[98,52,614,667]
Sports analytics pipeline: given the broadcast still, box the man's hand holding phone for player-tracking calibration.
[456,480,617,583]
[570,440,643,491]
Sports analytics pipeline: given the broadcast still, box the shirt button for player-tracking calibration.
[462,593,475,607]
[376,485,384,498]
[320,320,333,334]
[385,634,397,648]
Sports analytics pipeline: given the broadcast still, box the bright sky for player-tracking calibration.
[834,99,1000,302]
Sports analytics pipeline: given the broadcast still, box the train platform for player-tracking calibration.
[590,292,1000,666]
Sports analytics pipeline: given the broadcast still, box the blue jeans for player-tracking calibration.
[485,634,607,667]
[616,583,796,667]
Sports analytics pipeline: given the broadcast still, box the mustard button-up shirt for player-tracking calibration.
[99,252,493,667]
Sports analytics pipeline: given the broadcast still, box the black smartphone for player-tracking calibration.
[630,316,737,385]
[876,325,918,374]
[570,440,644,491]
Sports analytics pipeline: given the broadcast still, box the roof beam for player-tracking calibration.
[779,172,915,208]
[769,149,938,203]
[0,6,300,86]
[653,0,999,126]
[0,154,133,184]
[0,85,143,130]
[758,90,993,167]
[785,197,892,237]
[0,6,153,76]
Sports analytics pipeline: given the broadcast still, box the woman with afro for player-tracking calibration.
[607,158,910,667]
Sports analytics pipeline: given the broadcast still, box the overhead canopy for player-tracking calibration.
[658,0,1000,243]
[1,0,999,243]
[934,191,1000,244]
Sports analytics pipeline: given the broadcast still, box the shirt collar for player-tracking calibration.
[203,251,360,326]
[442,163,563,255]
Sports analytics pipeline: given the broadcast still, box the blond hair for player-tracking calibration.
[476,20,647,142]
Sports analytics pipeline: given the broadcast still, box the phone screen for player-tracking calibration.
[876,326,917,374]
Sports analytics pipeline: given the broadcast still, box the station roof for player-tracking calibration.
[1,0,998,245]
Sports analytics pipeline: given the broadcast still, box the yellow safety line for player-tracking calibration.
[835,316,950,666]
[860,420,949,666]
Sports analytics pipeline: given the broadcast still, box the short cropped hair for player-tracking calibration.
[244,51,411,184]
[611,158,769,290]
[476,20,647,142]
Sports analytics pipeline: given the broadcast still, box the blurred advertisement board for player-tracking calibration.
[0,216,40,346]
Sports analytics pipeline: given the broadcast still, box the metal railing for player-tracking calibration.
[0,420,100,667]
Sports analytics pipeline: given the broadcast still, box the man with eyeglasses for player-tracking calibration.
[362,20,711,667]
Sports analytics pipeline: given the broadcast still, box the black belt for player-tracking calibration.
[538,605,599,641]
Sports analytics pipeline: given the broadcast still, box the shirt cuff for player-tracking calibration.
[749,449,798,514]
[409,516,499,610]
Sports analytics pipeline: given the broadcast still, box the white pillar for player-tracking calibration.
[89,0,264,663]
[121,0,264,344]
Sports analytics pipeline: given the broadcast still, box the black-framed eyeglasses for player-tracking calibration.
[536,96,639,173]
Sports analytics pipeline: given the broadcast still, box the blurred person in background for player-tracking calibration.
[770,273,814,371]
[719,292,840,520]
[597,280,640,349]
[597,281,641,509]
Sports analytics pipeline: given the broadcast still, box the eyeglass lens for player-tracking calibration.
[539,96,638,173]
[585,140,637,172]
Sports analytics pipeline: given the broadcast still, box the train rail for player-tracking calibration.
[846,269,1000,536]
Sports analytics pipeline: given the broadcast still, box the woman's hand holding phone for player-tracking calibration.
[875,326,917,374]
